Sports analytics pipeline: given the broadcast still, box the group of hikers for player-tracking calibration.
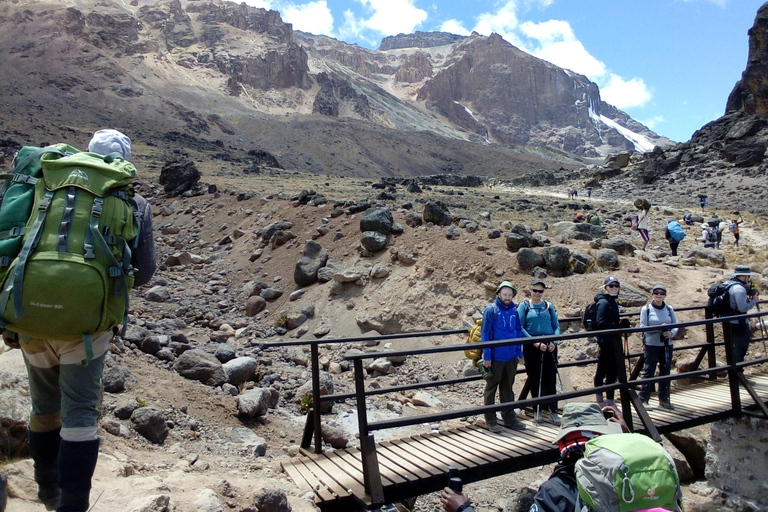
[630,199,744,255]
[567,187,593,199]
[449,265,760,511]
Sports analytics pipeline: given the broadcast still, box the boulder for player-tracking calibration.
[294,240,329,286]
[517,248,544,270]
[360,207,393,234]
[361,231,389,252]
[446,225,460,239]
[228,427,268,457]
[541,246,570,275]
[596,248,619,269]
[236,388,272,418]
[505,233,530,252]
[173,349,227,386]
[601,237,636,255]
[684,248,727,268]
[423,201,451,226]
[223,357,257,386]
[253,488,291,512]
[145,286,170,302]
[616,283,648,307]
[570,251,595,274]
[321,424,349,449]
[245,296,267,316]
[296,371,335,414]
[0,350,31,457]
[159,158,200,196]
[130,407,169,445]
[405,211,423,227]
[551,221,604,241]
[103,365,133,393]
[317,258,344,282]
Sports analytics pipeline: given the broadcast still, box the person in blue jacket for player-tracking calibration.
[481,281,526,432]
[518,280,561,425]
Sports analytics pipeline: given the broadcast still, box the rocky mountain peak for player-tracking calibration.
[378,31,465,51]
[726,1,768,117]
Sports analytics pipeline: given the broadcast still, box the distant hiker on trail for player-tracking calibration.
[664,219,685,256]
[639,284,678,410]
[699,223,717,249]
[586,187,592,198]
[518,280,561,426]
[635,199,650,251]
[592,277,630,408]
[725,265,760,363]
[716,219,727,249]
[683,213,694,226]
[699,196,707,210]
[2,129,157,512]
[480,281,526,432]
[573,188,578,197]
[440,403,625,512]
[730,213,743,247]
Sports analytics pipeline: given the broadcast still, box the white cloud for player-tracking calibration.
[242,0,272,9]
[281,1,334,36]
[440,19,471,36]
[600,74,652,109]
[680,0,730,7]
[358,0,427,36]
[639,115,666,130]
[472,1,525,48]
[521,20,607,77]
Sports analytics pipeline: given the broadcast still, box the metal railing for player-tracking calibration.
[264,302,768,504]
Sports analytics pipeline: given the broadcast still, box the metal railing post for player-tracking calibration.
[722,322,742,415]
[613,333,633,431]
[353,358,384,504]
[311,343,323,454]
[705,308,717,379]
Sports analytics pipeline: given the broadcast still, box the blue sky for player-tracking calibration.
[241,0,765,143]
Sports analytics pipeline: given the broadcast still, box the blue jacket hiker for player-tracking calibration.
[480,281,526,432]
[518,279,561,424]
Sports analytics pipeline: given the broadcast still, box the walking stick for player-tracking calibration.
[537,352,544,419]
[756,302,768,354]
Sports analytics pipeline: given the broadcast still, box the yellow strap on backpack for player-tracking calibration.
[465,319,483,362]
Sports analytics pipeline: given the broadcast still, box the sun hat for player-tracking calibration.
[603,276,620,286]
[88,129,132,160]
[732,265,759,277]
[553,403,622,443]
[496,281,517,296]
[652,284,667,293]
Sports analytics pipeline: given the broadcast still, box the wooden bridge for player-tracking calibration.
[268,305,768,511]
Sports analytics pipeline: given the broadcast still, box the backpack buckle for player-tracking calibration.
[104,235,116,245]
[108,266,123,277]
[12,174,38,185]
[84,243,95,259]
[0,256,10,267]
[9,227,24,237]
[91,201,103,217]
[39,195,53,211]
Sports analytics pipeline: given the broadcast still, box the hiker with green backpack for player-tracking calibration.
[1,130,156,512]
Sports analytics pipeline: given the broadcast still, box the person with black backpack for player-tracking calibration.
[518,280,561,425]
[592,277,630,408]
[639,284,679,410]
[2,130,157,512]
[720,265,760,363]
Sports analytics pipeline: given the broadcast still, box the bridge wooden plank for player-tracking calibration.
[321,449,394,495]
[394,436,475,470]
[417,432,499,465]
[291,458,343,501]
[343,448,409,485]
[452,427,541,461]
[455,426,539,456]
[281,460,315,494]
[301,456,354,500]
[379,439,447,476]
[375,443,434,479]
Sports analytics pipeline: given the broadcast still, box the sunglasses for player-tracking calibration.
[531,289,545,294]
[653,291,667,296]
[606,284,620,288]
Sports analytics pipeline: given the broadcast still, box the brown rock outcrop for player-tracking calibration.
[726,2,768,117]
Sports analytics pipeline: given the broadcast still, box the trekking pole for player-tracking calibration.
[537,352,544,419]
[552,349,565,393]
[756,302,768,353]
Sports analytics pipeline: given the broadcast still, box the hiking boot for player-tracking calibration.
[659,400,675,411]
[548,412,561,426]
[505,418,527,431]
[28,429,61,511]
[640,398,650,407]
[533,411,544,424]
[487,423,502,433]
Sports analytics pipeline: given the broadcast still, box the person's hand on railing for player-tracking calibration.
[441,488,471,512]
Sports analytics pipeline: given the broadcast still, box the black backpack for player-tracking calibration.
[582,300,600,331]
[707,282,739,317]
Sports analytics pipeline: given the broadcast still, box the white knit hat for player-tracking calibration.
[88,129,131,160]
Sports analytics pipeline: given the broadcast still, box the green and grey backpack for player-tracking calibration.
[0,144,139,361]
[575,433,683,512]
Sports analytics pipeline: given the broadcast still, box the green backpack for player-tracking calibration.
[575,433,683,512]
[0,144,139,361]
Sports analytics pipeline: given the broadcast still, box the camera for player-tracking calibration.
[603,408,616,420]
[447,466,462,493]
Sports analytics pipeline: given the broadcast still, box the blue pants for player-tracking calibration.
[24,351,105,440]
[640,344,672,403]
[731,321,751,364]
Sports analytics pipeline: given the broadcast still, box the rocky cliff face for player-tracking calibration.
[726,2,768,117]
[379,31,465,51]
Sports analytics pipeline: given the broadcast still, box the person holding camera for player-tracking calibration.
[726,265,760,363]
[440,403,626,512]
[639,284,679,410]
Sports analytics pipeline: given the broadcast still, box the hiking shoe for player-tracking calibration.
[640,398,650,406]
[549,412,561,426]
[659,401,675,410]
[487,423,503,433]
[505,419,527,431]
[533,412,544,423]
